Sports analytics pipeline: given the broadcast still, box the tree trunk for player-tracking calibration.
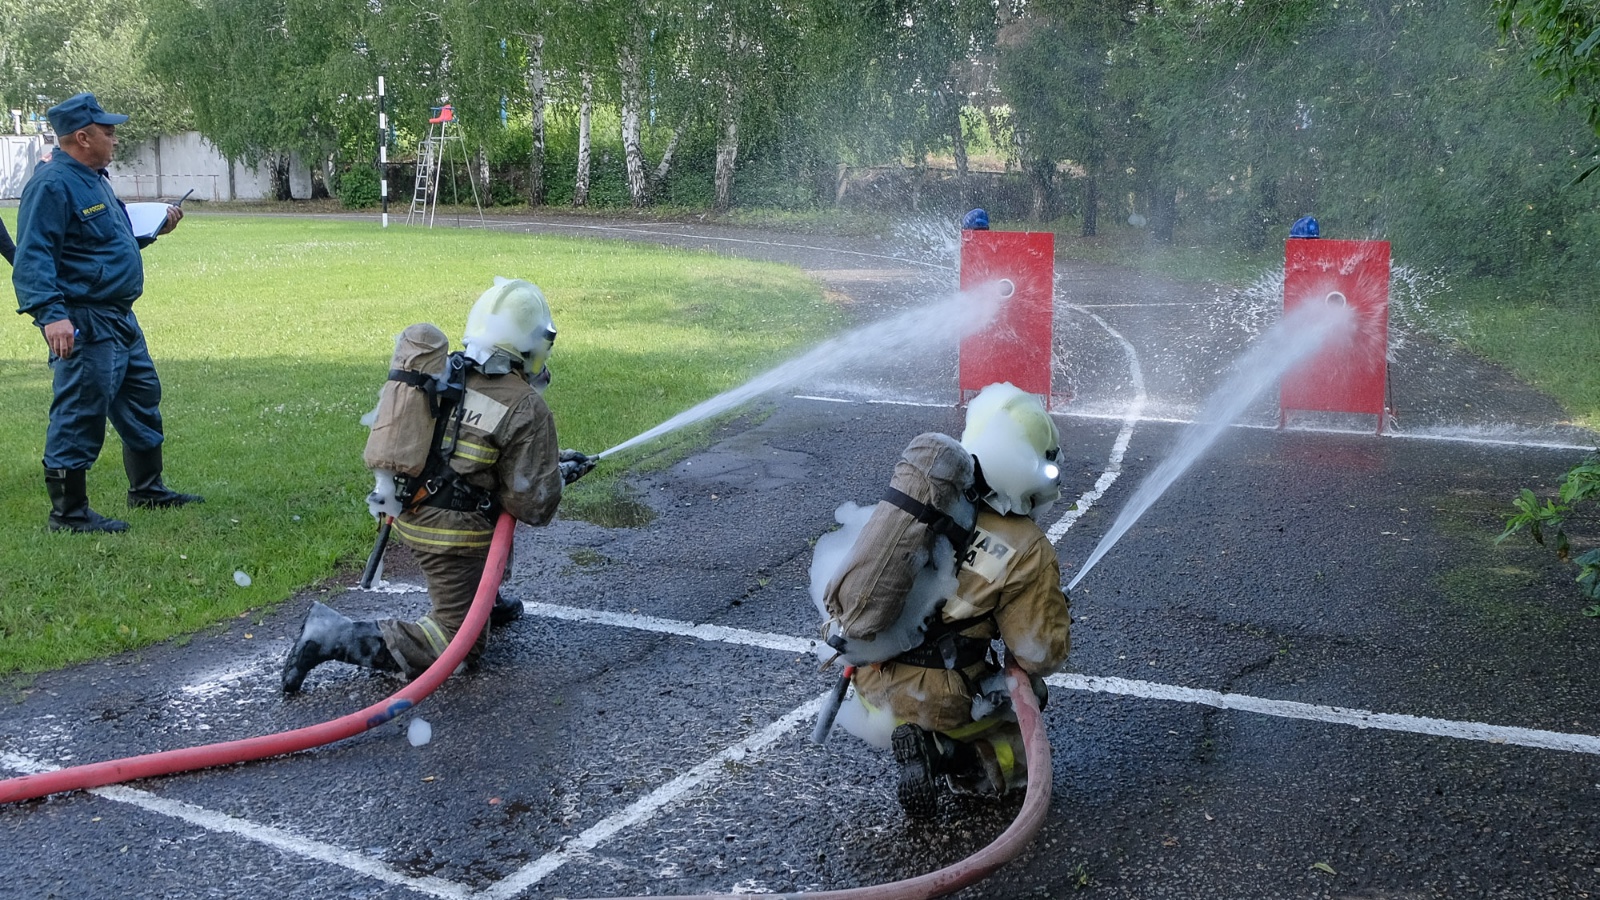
[1027,157,1053,223]
[574,70,592,208]
[1247,173,1276,253]
[1081,174,1098,237]
[525,33,546,207]
[1151,187,1177,244]
[271,154,291,201]
[618,35,647,208]
[475,145,490,205]
[310,154,332,200]
[949,98,970,209]
[650,120,685,196]
[714,109,738,214]
[713,34,741,215]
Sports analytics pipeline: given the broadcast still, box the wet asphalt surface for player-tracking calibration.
[3,213,1600,899]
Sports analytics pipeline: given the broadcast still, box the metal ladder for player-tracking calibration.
[405,105,483,228]
[406,136,438,223]
[407,106,455,226]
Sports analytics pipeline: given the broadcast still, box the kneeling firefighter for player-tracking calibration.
[819,383,1071,818]
[282,277,594,693]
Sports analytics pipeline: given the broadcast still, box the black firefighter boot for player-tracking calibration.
[124,444,204,509]
[282,601,402,693]
[490,592,524,627]
[891,724,980,819]
[45,467,129,534]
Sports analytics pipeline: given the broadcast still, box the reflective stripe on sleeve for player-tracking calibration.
[446,436,499,466]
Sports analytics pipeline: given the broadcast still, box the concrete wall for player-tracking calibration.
[0,135,51,199]
[3,131,311,201]
[109,132,312,201]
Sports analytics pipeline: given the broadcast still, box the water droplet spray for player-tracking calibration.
[1069,299,1359,589]
[594,281,1015,460]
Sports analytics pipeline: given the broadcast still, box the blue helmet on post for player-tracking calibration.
[962,208,990,231]
[1289,216,1320,239]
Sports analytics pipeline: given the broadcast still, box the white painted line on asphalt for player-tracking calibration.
[520,601,817,656]
[0,752,474,899]
[1047,309,1146,543]
[1054,673,1600,756]
[481,697,823,899]
[512,602,1600,758]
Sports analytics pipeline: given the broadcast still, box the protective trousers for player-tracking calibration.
[45,314,163,470]
[377,547,494,675]
[945,718,1028,796]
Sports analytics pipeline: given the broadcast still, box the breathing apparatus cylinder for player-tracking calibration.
[364,323,451,478]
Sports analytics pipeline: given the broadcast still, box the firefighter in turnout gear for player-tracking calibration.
[282,278,591,692]
[851,383,1072,818]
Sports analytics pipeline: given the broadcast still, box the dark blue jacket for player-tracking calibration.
[12,154,154,331]
[0,217,15,266]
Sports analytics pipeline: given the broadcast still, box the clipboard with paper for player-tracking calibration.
[125,189,194,240]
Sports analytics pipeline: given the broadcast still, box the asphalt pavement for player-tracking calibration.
[2,212,1598,900]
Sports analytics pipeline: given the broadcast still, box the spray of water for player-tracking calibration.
[1217,261,1456,360]
[1068,300,1358,589]
[596,281,1011,459]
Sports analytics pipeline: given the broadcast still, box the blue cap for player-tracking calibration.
[1289,216,1320,239]
[47,93,128,136]
[961,208,990,230]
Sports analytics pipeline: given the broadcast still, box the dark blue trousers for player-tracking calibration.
[44,311,164,471]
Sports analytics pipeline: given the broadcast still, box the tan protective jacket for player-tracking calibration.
[393,369,562,556]
[853,508,1071,732]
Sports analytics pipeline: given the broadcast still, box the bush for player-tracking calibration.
[337,164,381,209]
[1500,451,1600,613]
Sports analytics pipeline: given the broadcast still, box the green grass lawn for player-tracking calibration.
[0,212,839,676]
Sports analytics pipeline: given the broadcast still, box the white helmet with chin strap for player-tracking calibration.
[960,382,1062,516]
[462,277,556,378]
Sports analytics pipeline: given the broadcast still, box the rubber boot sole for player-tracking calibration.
[892,724,940,819]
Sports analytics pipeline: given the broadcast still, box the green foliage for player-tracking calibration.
[1496,0,1600,137]
[0,0,187,141]
[336,164,380,209]
[1499,452,1600,606]
[0,214,837,674]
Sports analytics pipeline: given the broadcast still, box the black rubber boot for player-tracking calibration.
[892,724,944,819]
[490,592,524,627]
[45,467,129,534]
[124,444,204,509]
[282,601,401,693]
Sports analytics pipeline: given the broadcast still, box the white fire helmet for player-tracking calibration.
[960,383,1062,516]
[462,277,557,374]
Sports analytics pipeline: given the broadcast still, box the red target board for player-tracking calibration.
[958,230,1055,405]
[1280,238,1391,432]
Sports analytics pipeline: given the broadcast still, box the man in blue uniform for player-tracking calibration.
[12,92,202,533]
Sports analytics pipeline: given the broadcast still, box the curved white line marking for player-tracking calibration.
[1046,307,1146,544]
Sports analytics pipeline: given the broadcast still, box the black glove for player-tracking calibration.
[559,449,595,485]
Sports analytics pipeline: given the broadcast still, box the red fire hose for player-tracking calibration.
[0,512,516,806]
[587,662,1053,900]
[4,512,1052,900]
